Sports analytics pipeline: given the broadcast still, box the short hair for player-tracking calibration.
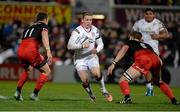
[144,7,155,13]
[129,31,142,40]
[36,12,48,21]
[82,11,93,19]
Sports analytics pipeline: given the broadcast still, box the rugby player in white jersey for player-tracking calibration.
[67,12,112,102]
[132,8,171,96]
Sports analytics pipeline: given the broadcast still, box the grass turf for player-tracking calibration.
[0,81,179,111]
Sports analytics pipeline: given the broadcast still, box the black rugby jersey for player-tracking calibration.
[22,22,48,44]
[125,40,155,58]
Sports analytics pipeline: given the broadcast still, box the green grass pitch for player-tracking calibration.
[0,81,179,111]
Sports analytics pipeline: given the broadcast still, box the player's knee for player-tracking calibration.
[44,68,51,75]
[46,68,51,75]
[39,67,51,75]
[95,74,102,81]
[25,66,33,72]
[82,79,89,86]
[121,71,133,82]
[93,72,100,78]
[119,76,127,83]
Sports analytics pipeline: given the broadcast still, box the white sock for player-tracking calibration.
[146,83,153,90]
[99,75,107,92]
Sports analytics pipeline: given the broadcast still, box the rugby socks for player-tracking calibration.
[119,81,130,96]
[17,71,28,92]
[159,82,174,99]
[82,83,93,95]
[96,75,106,92]
[34,73,48,96]
[146,81,153,90]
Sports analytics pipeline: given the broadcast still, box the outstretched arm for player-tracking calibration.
[114,45,129,63]
[108,45,129,75]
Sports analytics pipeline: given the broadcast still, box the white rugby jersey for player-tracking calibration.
[67,25,104,59]
[132,18,166,55]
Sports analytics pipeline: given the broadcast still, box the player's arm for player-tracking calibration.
[159,29,171,39]
[130,22,140,37]
[108,45,129,75]
[151,29,171,40]
[151,22,171,40]
[132,21,139,32]
[96,38,104,52]
[42,29,52,63]
[91,37,104,54]
[113,45,129,64]
[67,31,88,50]
[91,29,104,54]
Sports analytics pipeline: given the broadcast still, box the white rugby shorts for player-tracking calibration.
[74,55,99,71]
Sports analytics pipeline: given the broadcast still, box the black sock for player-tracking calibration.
[17,87,22,93]
[171,97,177,103]
[96,75,102,81]
[82,83,93,95]
[33,88,39,96]
[125,95,130,99]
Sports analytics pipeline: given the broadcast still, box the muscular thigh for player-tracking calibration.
[77,70,89,82]
[133,55,152,75]
[18,47,45,68]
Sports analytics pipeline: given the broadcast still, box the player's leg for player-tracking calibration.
[153,70,179,105]
[145,73,154,96]
[78,70,96,102]
[75,58,96,102]
[159,81,179,105]
[14,65,33,101]
[30,63,51,101]
[89,55,112,102]
[91,67,106,92]
[91,67,112,102]
[119,66,141,104]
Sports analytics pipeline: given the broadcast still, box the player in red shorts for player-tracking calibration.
[107,31,179,105]
[14,12,52,101]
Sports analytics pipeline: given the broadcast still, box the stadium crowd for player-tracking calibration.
[1,0,180,6]
[0,0,180,68]
[0,14,179,68]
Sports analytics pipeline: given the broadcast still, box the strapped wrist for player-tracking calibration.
[46,47,50,50]
[112,60,117,65]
